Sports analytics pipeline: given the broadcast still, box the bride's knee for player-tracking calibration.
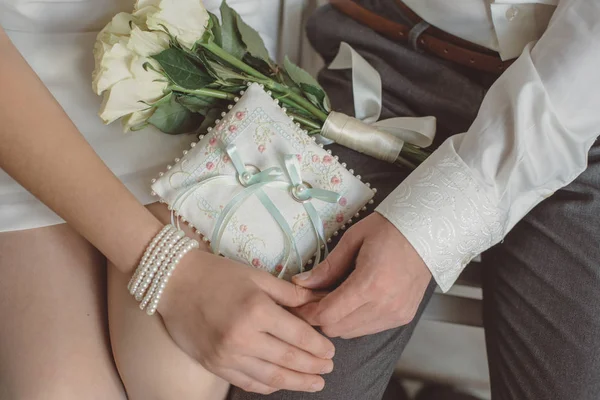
[108,265,229,400]
[123,378,229,400]
[1,373,126,400]
[112,330,230,400]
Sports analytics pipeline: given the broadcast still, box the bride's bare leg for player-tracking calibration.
[107,203,230,400]
[0,224,126,400]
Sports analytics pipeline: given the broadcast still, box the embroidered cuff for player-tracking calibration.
[375,141,506,292]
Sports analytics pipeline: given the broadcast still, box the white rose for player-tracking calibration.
[99,71,167,125]
[93,13,134,78]
[145,0,209,49]
[93,22,169,95]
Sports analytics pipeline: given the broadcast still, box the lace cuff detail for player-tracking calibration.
[376,141,506,292]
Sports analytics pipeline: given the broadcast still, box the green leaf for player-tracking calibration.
[300,83,326,110]
[207,60,248,82]
[235,13,273,66]
[284,56,331,111]
[244,54,274,77]
[177,95,224,115]
[274,68,298,87]
[152,48,214,90]
[195,51,222,80]
[284,56,322,91]
[148,94,203,134]
[208,12,222,47]
[219,0,246,60]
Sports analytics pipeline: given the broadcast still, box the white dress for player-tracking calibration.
[0,0,281,232]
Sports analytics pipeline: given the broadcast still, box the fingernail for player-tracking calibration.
[311,381,324,392]
[321,363,334,374]
[294,271,312,281]
[325,349,335,359]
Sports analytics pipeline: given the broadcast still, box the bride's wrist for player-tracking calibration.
[155,248,211,317]
[125,222,207,316]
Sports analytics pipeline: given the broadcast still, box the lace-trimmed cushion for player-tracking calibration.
[151,84,375,279]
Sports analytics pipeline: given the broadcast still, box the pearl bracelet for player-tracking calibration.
[127,224,174,294]
[128,224,199,315]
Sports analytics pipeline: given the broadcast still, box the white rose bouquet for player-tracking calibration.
[93,0,433,168]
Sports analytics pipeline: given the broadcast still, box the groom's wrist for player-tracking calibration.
[374,144,505,292]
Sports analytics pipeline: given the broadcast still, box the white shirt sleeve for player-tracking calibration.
[376,0,600,292]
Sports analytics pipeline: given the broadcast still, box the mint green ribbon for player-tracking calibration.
[283,155,340,265]
[171,142,341,278]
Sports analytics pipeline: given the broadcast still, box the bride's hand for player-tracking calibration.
[157,250,335,395]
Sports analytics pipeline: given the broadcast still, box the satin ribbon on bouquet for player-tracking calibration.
[169,142,340,278]
[320,42,437,163]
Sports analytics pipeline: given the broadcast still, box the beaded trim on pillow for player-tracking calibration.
[151,83,375,279]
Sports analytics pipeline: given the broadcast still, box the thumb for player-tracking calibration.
[255,273,325,308]
[293,230,364,289]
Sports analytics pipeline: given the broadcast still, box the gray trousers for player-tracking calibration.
[229,2,600,399]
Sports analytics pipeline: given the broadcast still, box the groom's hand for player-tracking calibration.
[292,213,431,339]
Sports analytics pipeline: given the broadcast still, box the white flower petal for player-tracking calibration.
[129,55,164,80]
[132,5,160,29]
[134,0,161,12]
[92,43,134,95]
[128,25,170,57]
[122,108,155,132]
[100,12,135,36]
[99,79,168,124]
[146,0,209,49]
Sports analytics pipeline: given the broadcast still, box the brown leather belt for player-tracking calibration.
[330,0,514,74]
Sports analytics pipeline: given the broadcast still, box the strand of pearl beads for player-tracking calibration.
[127,225,175,295]
[128,224,200,316]
[140,236,191,311]
[146,237,199,316]
[132,228,177,299]
[128,225,176,295]
[134,229,184,301]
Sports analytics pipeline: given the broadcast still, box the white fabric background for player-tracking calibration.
[0,0,286,232]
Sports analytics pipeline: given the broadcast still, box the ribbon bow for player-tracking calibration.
[171,142,340,278]
[320,42,437,163]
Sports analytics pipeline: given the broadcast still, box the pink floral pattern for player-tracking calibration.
[252,118,277,154]
[300,150,344,191]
